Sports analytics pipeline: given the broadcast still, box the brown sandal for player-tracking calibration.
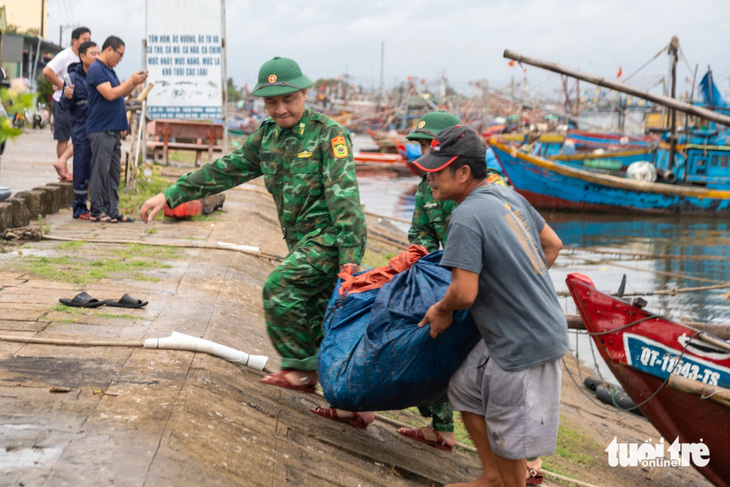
[526,467,543,485]
[310,407,371,429]
[397,426,453,451]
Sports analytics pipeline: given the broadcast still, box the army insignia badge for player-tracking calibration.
[331,136,348,158]
[487,173,506,186]
[268,74,277,83]
[297,150,312,158]
[418,121,426,128]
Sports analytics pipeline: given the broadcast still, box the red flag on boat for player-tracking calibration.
[616,66,622,78]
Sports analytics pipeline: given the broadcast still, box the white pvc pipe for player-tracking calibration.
[144,332,268,371]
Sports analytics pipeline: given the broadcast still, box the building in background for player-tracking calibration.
[0,1,61,84]
[2,0,48,38]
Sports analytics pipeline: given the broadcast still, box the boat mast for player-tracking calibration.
[668,36,678,173]
[503,49,730,127]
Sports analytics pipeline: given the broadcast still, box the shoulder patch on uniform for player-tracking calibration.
[487,173,506,186]
[331,135,348,159]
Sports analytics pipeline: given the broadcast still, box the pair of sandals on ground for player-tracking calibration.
[261,369,545,485]
[59,292,148,309]
[75,212,134,223]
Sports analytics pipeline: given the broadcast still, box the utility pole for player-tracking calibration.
[40,0,45,39]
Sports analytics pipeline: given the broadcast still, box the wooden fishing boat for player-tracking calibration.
[490,137,730,214]
[353,152,406,164]
[366,128,409,153]
[566,273,730,487]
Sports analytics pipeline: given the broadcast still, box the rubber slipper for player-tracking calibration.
[397,426,453,451]
[59,291,104,308]
[310,407,371,429]
[260,370,316,394]
[91,213,115,223]
[526,467,544,485]
[76,213,92,221]
[102,294,148,308]
[112,214,135,223]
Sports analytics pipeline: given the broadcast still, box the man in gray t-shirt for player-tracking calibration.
[412,126,568,487]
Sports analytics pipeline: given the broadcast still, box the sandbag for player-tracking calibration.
[318,251,481,411]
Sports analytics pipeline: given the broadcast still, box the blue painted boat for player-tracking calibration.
[490,137,730,215]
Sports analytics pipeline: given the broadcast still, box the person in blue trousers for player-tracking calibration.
[60,41,99,219]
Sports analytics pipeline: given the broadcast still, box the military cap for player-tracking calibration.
[406,111,461,140]
[252,56,313,97]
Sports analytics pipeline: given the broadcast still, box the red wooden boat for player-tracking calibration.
[567,273,730,487]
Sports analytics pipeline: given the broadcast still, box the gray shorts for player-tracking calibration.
[52,99,72,141]
[448,340,562,460]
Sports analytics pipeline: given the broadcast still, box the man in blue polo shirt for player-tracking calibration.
[86,36,147,223]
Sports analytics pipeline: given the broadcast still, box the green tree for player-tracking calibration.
[227,77,241,101]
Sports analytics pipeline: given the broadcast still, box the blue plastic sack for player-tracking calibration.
[318,252,481,411]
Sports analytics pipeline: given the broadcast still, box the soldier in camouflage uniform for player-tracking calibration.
[399,112,507,451]
[139,57,366,391]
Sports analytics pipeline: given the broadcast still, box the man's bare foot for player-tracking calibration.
[397,425,456,450]
[282,370,317,387]
[260,369,317,393]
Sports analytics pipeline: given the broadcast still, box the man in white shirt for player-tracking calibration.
[43,26,91,181]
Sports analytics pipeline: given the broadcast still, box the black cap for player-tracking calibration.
[412,125,485,172]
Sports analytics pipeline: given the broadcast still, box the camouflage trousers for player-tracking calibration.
[417,402,454,432]
[262,241,339,371]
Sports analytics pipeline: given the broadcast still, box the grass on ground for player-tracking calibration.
[542,414,601,477]
[49,304,138,321]
[11,241,182,285]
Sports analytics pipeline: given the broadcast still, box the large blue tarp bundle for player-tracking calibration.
[318,252,481,411]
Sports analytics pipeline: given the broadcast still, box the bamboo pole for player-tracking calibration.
[503,49,730,127]
[668,374,730,409]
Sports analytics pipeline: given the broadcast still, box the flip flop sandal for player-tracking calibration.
[310,407,371,429]
[76,213,92,221]
[397,426,453,451]
[102,294,148,309]
[91,213,115,223]
[260,370,316,394]
[59,291,104,308]
[113,214,135,223]
[526,467,544,485]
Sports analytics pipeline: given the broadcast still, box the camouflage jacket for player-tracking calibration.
[407,169,507,252]
[163,107,366,265]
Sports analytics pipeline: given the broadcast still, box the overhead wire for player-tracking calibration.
[622,42,670,84]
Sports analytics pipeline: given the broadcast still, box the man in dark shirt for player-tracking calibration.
[86,36,147,223]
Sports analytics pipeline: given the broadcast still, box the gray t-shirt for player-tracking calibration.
[440,184,569,371]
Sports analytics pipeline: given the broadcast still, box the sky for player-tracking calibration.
[46,0,730,101]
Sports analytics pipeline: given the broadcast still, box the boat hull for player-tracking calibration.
[567,273,730,487]
[490,139,730,215]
